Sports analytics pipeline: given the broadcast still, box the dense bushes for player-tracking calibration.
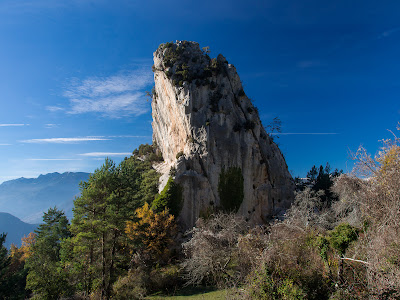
[182,213,248,287]
[181,177,374,299]
[113,264,182,299]
[132,143,163,162]
[332,131,400,298]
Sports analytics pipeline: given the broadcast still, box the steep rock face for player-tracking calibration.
[152,41,294,228]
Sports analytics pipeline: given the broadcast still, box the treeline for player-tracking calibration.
[0,144,180,299]
[1,130,400,299]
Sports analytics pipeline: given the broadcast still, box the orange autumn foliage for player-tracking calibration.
[20,232,37,260]
[125,203,176,264]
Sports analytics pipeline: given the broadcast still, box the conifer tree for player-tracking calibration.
[25,207,71,299]
[0,233,11,298]
[69,158,119,298]
[68,156,160,299]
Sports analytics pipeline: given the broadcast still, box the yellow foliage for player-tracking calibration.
[9,243,21,259]
[125,202,177,263]
[379,145,400,175]
[20,232,37,260]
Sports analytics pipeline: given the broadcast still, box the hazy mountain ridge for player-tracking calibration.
[0,212,37,248]
[0,172,90,224]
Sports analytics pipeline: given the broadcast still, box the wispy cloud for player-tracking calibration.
[79,152,131,157]
[20,136,109,144]
[0,143,11,146]
[26,158,83,161]
[108,135,150,138]
[0,123,29,127]
[379,27,400,39]
[19,135,148,144]
[271,132,339,135]
[46,106,64,112]
[44,124,59,128]
[64,69,153,118]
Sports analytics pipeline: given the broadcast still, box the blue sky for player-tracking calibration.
[0,0,399,183]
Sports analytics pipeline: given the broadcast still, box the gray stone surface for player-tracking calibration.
[151,41,294,229]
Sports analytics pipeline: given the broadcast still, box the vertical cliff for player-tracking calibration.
[151,41,294,228]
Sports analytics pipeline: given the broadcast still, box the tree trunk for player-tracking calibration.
[101,231,107,299]
[105,229,118,299]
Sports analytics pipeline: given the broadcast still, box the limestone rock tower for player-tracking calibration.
[151,41,294,228]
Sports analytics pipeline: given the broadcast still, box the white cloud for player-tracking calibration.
[379,27,400,39]
[0,124,29,127]
[46,106,64,112]
[79,152,131,157]
[19,134,149,144]
[20,136,109,143]
[26,158,83,161]
[64,69,153,118]
[44,124,59,128]
[271,133,339,135]
[0,143,11,146]
[108,135,150,138]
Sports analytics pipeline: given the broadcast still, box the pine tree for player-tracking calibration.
[66,153,161,299]
[25,207,71,299]
[0,233,11,298]
[69,158,118,298]
[69,157,159,299]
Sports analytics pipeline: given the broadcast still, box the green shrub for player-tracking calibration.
[113,268,148,300]
[149,265,182,293]
[163,41,173,49]
[152,177,183,216]
[176,151,184,159]
[329,223,358,256]
[246,266,276,300]
[277,278,306,300]
[218,167,244,212]
[254,228,333,300]
[132,144,163,162]
[316,236,330,261]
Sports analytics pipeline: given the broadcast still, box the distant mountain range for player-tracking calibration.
[0,172,90,224]
[0,212,37,248]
